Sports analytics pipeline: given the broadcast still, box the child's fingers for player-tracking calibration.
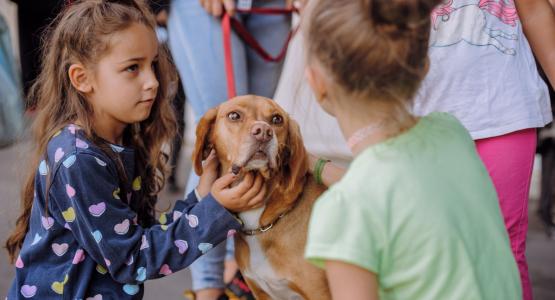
[222,0,235,16]
[239,174,264,202]
[212,173,237,190]
[210,0,223,16]
[202,150,219,168]
[228,172,255,195]
[248,183,267,208]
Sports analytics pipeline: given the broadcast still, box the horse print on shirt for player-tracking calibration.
[430,0,520,55]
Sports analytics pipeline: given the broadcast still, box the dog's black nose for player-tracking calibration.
[251,122,273,143]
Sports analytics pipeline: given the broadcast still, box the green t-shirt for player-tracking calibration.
[305,112,521,300]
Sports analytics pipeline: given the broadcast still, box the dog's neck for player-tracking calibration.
[240,173,307,232]
[219,159,307,232]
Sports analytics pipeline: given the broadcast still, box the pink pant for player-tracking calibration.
[475,128,536,300]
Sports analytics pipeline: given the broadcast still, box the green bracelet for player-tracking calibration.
[314,158,330,185]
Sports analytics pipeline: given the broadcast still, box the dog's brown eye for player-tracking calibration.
[271,115,283,125]
[228,111,241,121]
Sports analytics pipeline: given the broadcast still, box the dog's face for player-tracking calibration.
[193,95,307,193]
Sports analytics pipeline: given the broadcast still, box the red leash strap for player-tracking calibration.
[222,8,298,99]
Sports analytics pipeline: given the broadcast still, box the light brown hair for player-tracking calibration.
[5,0,177,262]
[303,0,441,108]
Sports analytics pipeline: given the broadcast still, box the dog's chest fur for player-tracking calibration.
[239,208,303,300]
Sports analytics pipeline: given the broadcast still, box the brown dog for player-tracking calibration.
[192,95,331,300]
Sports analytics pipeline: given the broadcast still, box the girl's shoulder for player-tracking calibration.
[44,125,114,174]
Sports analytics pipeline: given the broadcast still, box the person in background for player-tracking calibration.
[412,1,555,298]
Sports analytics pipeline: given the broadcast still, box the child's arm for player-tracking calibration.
[325,260,379,300]
[49,151,261,284]
[516,0,555,87]
[308,154,347,186]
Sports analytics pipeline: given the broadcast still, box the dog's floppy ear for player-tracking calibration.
[282,118,308,193]
[192,107,218,176]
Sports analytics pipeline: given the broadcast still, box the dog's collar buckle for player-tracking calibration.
[240,211,286,236]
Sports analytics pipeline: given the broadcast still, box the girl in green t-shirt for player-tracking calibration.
[301,0,522,299]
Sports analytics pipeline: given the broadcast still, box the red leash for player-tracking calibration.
[222,8,298,99]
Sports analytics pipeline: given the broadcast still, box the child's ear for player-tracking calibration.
[68,63,93,93]
[305,65,328,104]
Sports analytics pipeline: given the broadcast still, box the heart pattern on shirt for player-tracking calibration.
[174,240,188,254]
[41,216,54,230]
[31,233,41,246]
[198,243,213,254]
[186,214,199,228]
[159,264,172,276]
[66,184,76,198]
[114,219,130,235]
[62,207,76,222]
[95,157,107,167]
[140,235,149,250]
[173,211,182,222]
[86,294,102,300]
[62,155,76,168]
[51,274,68,295]
[96,264,107,275]
[20,285,37,298]
[92,230,103,243]
[136,267,146,282]
[88,202,106,217]
[72,249,85,264]
[39,160,48,176]
[16,255,24,268]
[123,284,139,295]
[54,148,65,163]
[76,138,89,149]
[52,243,69,256]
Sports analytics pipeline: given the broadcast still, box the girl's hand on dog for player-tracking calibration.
[197,150,220,198]
[212,171,266,213]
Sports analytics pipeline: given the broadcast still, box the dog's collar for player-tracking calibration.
[240,205,295,236]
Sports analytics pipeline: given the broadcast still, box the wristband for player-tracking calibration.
[314,158,330,185]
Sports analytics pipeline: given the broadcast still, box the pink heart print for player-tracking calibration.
[66,184,76,198]
[54,148,65,162]
[114,219,130,235]
[41,216,54,230]
[173,211,182,222]
[186,214,199,228]
[228,229,237,237]
[86,294,102,300]
[68,124,77,134]
[140,235,149,250]
[16,256,24,268]
[75,138,89,149]
[52,243,69,256]
[72,249,86,264]
[88,202,106,217]
[159,264,172,275]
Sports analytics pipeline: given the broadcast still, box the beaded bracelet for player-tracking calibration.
[314,158,330,185]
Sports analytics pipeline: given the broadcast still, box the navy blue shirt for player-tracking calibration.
[9,124,241,299]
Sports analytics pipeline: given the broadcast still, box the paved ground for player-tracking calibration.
[0,135,554,299]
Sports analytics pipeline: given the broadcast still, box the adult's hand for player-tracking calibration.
[200,0,236,17]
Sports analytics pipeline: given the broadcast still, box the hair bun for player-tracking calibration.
[364,0,442,33]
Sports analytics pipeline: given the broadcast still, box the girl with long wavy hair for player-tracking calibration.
[5,1,265,298]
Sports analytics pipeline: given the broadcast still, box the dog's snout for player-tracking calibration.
[251,122,273,143]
